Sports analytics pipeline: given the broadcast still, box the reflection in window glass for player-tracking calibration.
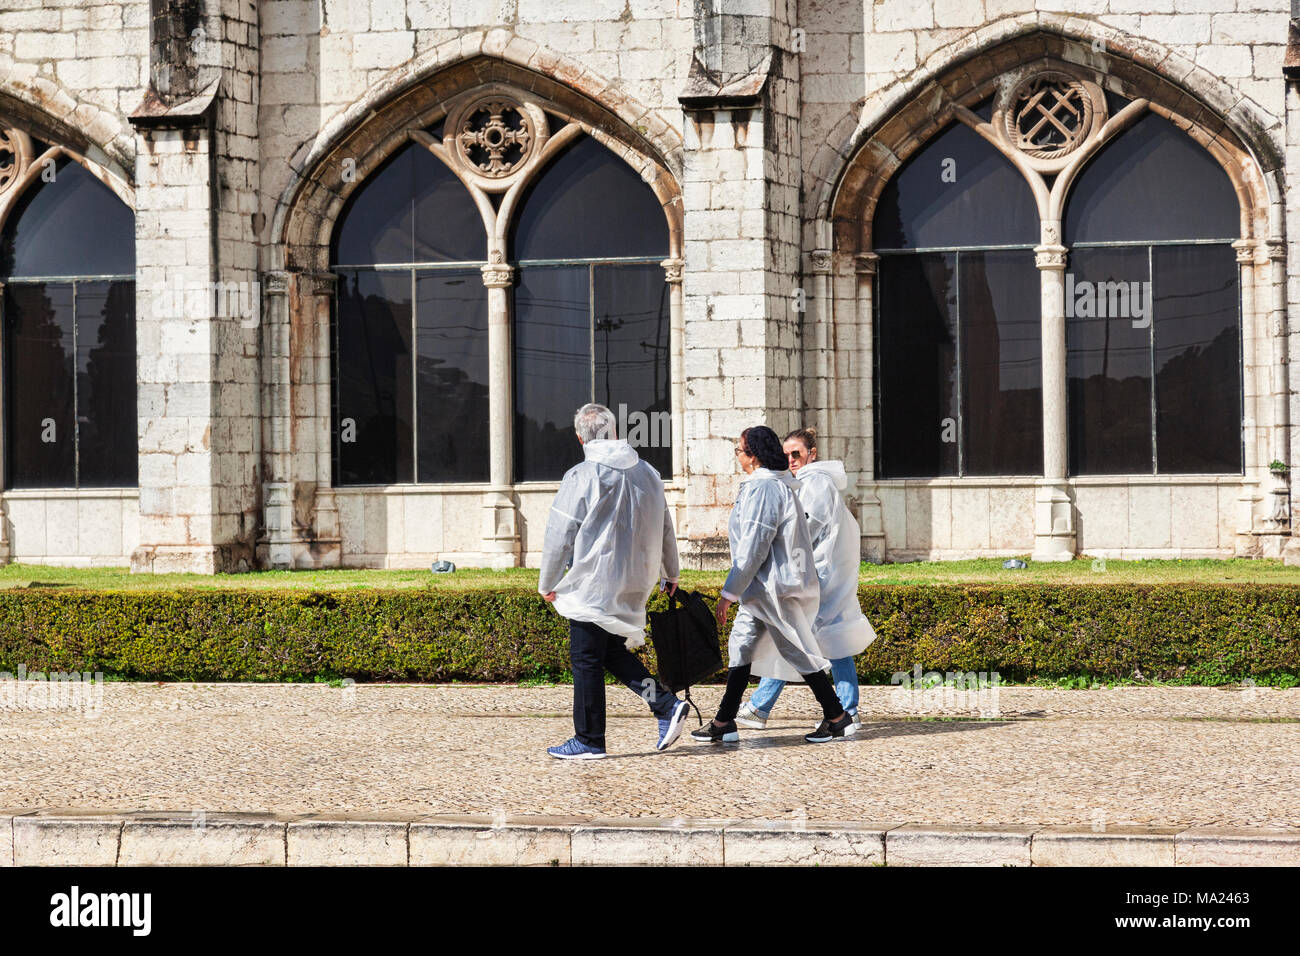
[0,159,134,279]
[76,281,137,487]
[1066,247,1154,475]
[1154,245,1241,473]
[334,270,414,484]
[593,263,672,477]
[873,123,1038,251]
[514,266,590,482]
[877,253,959,478]
[331,144,484,265]
[4,283,76,487]
[511,136,669,261]
[1064,114,1239,244]
[415,270,490,483]
[960,251,1042,475]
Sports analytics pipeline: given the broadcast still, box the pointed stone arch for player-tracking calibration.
[274,42,684,274]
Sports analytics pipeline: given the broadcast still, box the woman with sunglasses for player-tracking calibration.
[690,425,856,744]
[735,427,876,730]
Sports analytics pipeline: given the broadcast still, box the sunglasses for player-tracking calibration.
[787,450,804,460]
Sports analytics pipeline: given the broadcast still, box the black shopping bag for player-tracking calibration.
[649,589,722,724]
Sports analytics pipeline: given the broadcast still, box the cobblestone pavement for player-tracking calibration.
[2,683,1298,828]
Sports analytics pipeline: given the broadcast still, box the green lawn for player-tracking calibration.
[0,557,1297,591]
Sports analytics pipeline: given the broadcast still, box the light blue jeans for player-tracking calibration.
[748,656,860,717]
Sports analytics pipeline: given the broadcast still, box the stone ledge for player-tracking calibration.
[2,812,1298,866]
[1031,827,1182,867]
[886,824,1037,867]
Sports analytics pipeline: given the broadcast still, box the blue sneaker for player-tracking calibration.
[547,737,606,760]
[656,699,691,752]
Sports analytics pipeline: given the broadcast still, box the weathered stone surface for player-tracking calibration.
[571,818,731,866]
[410,815,575,866]
[1177,827,1300,866]
[12,811,123,867]
[287,817,410,866]
[119,814,286,866]
[886,825,1035,866]
[1031,827,1182,866]
[723,820,894,866]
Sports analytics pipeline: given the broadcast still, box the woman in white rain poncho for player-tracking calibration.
[690,425,857,745]
[736,427,876,730]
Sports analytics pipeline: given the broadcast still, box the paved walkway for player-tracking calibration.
[3,683,1298,829]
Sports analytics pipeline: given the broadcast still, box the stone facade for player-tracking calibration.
[0,0,1297,570]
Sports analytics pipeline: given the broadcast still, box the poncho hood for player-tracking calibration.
[582,438,641,470]
[798,459,848,492]
[743,466,800,490]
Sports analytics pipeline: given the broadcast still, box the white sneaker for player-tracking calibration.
[735,701,768,729]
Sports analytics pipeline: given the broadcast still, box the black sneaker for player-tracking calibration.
[805,712,857,743]
[690,719,740,743]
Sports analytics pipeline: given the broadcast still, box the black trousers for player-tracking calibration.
[569,619,679,748]
[715,663,844,724]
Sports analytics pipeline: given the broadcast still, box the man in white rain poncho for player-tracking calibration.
[538,403,691,760]
[690,425,857,745]
[736,427,876,730]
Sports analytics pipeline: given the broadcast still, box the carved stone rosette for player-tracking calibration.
[995,69,1107,174]
[443,91,550,193]
[0,126,34,201]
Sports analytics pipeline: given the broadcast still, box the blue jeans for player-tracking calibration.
[749,656,859,717]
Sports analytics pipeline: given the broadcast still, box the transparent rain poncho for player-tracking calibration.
[538,439,680,649]
[720,467,828,681]
[795,459,876,659]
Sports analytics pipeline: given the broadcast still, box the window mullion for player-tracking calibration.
[71,280,79,490]
[955,251,964,477]
[410,267,418,483]
[1148,244,1157,475]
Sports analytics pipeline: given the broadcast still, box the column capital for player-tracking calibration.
[808,249,833,275]
[301,272,337,297]
[1232,238,1258,264]
[481,261,515,288]
[1035,244,1068,270]
[853,252,879,275]
[661,257,684,284]
[1263,237,1286,262]
[263,271,291,296]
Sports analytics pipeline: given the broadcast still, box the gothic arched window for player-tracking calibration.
[1,150,137,489]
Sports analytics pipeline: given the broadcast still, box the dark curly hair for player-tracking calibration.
[740,425,788,471]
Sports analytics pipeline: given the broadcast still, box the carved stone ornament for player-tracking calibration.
[0,126,34,200]
[996,71,1105,173]
[444,92,549,192]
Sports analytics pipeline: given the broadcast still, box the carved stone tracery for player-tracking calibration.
[0,127,33,199]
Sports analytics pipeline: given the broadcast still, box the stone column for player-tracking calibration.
[480,258,520,568]
[1234,238,1263,552]
[256,271,340,569]
[0,280,9,564]
[1032,224,1077,561]
[852,252,886,563]
[1263,238,1292,549]
[663,257,685,480]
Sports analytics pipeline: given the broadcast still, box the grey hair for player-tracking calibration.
[574,403,617,442]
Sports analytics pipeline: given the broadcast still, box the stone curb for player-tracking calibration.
[2,812,1298,866]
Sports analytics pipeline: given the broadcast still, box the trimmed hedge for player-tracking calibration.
[1,584,1298,684]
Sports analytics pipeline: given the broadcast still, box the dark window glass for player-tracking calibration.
[960,251,1042,475]
[873,123,1038,251]
[334,270,413,484]
[514,266,590,481]
[0,159,134,278]
[1064,114,1239,244]
[593,263,672,477]
[414,270,490,482]
[511,136,669,261]
[76,281,137,487]
[331,144,484,265]
[4,283,75,487]
[1154,244,1241,473]
[876,253,959,478]
[1067,247,1155,474]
